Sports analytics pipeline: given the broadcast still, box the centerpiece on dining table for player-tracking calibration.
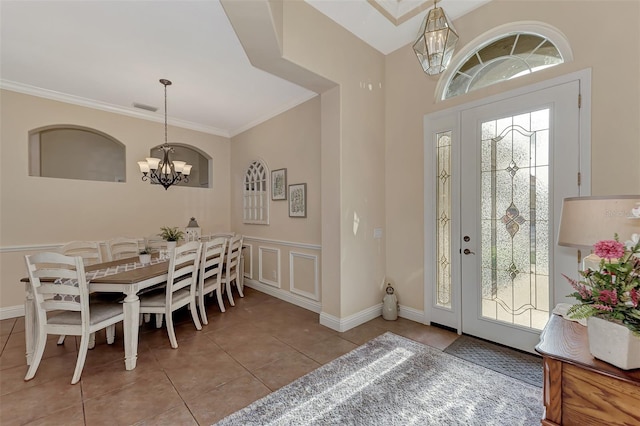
[159,226,184,254]
[563,233,640,369]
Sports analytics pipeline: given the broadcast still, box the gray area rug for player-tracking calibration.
[444,334,543,388]
[215,332,543,426]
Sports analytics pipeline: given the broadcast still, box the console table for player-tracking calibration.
[535,314,640,425]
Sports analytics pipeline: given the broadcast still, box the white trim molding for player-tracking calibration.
[320,304,383,332]
[244,279,321,313]
[0,243,62,253]
[258,246,281,288]
[1,305,25,320]
[289,251,320,301]
[242,243,253,280]
[243,236,321,251]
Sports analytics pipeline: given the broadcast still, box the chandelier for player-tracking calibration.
[412,0,459,76]
[137,79,192,190]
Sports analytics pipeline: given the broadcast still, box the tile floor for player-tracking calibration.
[0,288,459,425]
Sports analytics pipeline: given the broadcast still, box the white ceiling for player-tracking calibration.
[0,0,487,138]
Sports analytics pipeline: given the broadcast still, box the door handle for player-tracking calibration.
[463,248,475,255]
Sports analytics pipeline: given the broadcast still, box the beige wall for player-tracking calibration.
[281,1,387,318]
[0,90,231,309]
[231,97,322,305]
[385,0,640,312]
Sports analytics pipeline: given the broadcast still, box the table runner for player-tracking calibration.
[53,257,168,302]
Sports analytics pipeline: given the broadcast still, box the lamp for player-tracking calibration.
[138,79,192,190]
[557,195,640,269]
[412,0,459,76]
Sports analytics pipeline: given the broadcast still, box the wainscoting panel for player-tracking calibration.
[258,246,281,288]
[242,243,253,280]
[243,236,322,306]
[289,251,319,301]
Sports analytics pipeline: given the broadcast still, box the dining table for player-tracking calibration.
[21,255,170,371]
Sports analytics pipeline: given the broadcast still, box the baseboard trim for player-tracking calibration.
[320,303,383,332]
[398,305,425,323]
[244,279,322,313]
[1,305,25,320]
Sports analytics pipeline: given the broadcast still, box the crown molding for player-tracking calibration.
[0,79,231,138]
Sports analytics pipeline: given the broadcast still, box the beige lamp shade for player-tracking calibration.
[557,195,640,249]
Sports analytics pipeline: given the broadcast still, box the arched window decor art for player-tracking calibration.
[243,160,269,224]
[29,125,126,183]
[438,24,572,100]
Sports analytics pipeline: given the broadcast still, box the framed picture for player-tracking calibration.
[271,168,287,200]
[288,183,307,218]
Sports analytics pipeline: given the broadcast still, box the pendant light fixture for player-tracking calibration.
[137,79,192,190]
[412,0,459,76]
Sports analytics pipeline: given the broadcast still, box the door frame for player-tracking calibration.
[423,68,592,334]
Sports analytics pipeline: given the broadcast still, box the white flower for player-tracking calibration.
[625,233,640,250]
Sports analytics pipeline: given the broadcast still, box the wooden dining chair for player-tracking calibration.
[106,237,140,261]
[138,241,202,348]
[197,237,227,323]
[58,240,104,266]
[224,234,244,307]
[24,252,124,384]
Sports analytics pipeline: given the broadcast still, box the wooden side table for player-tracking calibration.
[535,314,640,426]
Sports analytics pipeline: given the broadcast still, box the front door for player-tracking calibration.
[459,81,580,352]
[424,73,589,353]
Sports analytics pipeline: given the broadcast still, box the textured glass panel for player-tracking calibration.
[478,35,518,63]
[479,111,550,331]
[470,58,530,91]
[531,109,549,131]
[446,73,470,99]
[459,53,481,74]
[495,132,512,170]
[436,131,452,308]
[512,34,545,56]
[536,130,549,166]
[443,33,564,100]
[481,120,497,140]
[511,130,532,170]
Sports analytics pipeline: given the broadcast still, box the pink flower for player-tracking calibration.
[631,289,639,307]
[594,240,625,260]
[562,273,592,300]
[593,304,614,312]
[598,289,618,305]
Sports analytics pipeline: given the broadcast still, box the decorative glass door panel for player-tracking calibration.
[479,110,550,331]
[436,131,452,309]
[459,80,581,353]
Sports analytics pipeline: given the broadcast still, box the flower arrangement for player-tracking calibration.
[159,226,184,242]
[564,233,640,336]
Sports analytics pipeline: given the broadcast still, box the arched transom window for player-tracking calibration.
[441,26,570,100]
[243,160,269,224]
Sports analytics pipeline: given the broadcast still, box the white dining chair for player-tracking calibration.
[106,237,140,261]
[58,240,104,266]
[56,240,105,345]
[145,234,168,252]
[224,234,244,306]
[138,241,202,348]
[24,252,124,384]
[197,237,227,323]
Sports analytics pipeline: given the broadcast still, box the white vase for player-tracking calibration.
[166,241,177,254]
[587,316,640,370]
[138,254,151,264]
